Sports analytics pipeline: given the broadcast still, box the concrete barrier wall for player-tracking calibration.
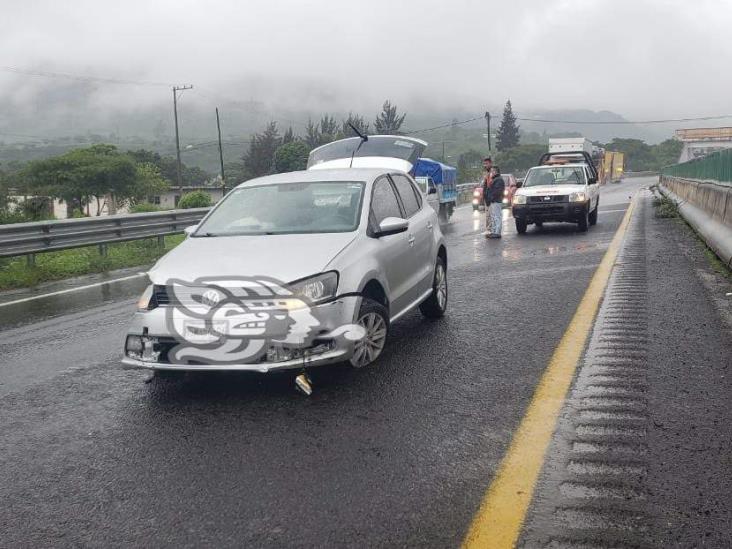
[659,175,732,268]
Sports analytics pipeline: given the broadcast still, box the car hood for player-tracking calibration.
[516,184,586,197]
[148,232,357,285]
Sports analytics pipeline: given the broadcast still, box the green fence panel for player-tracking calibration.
[662,148,732,183]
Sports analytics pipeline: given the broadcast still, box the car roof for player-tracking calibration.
[530,163,587,169]
[233,167,393,189]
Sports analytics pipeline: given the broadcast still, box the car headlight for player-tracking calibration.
[473,190,481,198]
[289,272,339,304]
[513,195,527,205]
[569,192,588,202]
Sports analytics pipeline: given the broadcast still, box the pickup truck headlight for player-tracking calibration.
[473,189,481,198]
[513,195,527,205]
[289,272,339,304]
[569,192,588,202]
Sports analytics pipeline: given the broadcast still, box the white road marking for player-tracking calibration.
[0,273,147,308]
[599,209,627,214]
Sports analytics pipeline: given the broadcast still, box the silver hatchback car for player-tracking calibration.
[123,137,447,374]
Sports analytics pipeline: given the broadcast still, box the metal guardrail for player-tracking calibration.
[0,207,210,259]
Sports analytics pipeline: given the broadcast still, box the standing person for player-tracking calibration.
[484,166,505,238]
[481,157,493,234]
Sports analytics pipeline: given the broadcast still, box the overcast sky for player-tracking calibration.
[1,0,731,121]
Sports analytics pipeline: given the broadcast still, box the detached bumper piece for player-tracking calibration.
[123,335,346,373]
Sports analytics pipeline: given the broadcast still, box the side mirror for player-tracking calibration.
[184,225,198,236]
[516,179,524,188]
[588,177,598,185]
[376,217,409,237]
[428,185,437,195]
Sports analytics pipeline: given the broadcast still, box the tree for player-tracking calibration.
[178,190,213,209]
[341,113,370,138]
[282,126,295,145]
[652,138,683,169]
[274,141,311,173]
[495,144,547,173]
[243,121,280,178]
[305,119,322,149]
[456,150,484,183]
[319,115,338,144]
[127,149,209,187]
[603,138,653,171]
[374,100,406,134]
[23,145,169,216]
[496,100,520,152]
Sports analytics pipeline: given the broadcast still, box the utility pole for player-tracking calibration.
[216,107,226,195]
[172,85,193,195]
[485,111,492,152]
[442,141,446,163]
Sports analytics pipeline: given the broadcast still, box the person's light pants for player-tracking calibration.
[486,202,502,235]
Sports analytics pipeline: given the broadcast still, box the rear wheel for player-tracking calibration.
[349,298,389,368]
[515,218,528,234]
[420,256,448,319]
[589,198,599,226]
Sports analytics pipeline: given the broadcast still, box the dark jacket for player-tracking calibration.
[483,176,505,205]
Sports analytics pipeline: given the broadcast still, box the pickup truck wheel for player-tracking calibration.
[515,218,528,234]
[349,298,389,368]
[419,256,447,319]
[438,204,449,223]
[589,199,599,226]
[578,209,589,232]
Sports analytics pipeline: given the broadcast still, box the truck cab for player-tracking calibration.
[511,162,600,234]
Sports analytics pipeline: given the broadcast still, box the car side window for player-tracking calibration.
[370,177,403,225]
[390,174,420,217]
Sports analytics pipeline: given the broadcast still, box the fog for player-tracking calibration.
[1,0,731,141]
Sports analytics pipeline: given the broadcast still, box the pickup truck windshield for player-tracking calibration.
[194,181,365,236]
[524,166,587,187]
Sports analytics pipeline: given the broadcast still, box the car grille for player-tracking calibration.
[528,195,568,203]
[529,205,566,215]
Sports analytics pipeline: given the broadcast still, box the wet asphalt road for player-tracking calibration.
[1,177,728,547]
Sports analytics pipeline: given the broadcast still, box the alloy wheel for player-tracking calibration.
[351,312,387,368]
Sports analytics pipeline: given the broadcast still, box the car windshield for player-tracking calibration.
[194,181,365,236]
[524,166,586,187]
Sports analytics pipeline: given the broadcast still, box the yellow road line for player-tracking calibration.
[462,198,638,549]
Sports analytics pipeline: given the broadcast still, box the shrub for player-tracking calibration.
[129,202,161,213]
[178,190,212,209]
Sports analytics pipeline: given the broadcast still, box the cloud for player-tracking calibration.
[0,0,730,123]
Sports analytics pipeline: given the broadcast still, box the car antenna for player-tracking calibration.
[349,123,368,168]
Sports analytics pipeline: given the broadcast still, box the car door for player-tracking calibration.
[585,166,599,208]
[369,176,414,316]
[389,173,435,300]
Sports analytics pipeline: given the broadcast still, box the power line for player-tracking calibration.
[0,65,172,87]
[515,114,732,125]
[404,116,485,135]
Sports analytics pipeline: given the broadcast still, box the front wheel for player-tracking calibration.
[577,208,589,232]
[589,199,599,226]
[419,256,447,319]
[515,218,528,234]
[349,298,389,368]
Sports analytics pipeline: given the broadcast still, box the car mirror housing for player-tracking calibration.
[376,217,409,237]
[516,179,523,188]
[428,185,437,195]
[588,177,598,185]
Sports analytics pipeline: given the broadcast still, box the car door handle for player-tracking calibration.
[426,222,433,231]
[408,235,415,246]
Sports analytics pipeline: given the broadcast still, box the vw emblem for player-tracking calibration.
[202,289,221,306]
[543,196,552,201]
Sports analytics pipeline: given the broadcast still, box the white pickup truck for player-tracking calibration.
[511,161,600,234]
